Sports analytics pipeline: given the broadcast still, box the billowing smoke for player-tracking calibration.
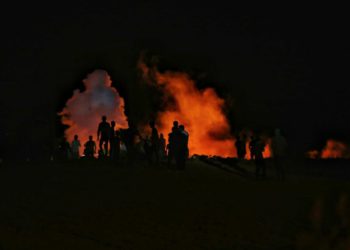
[59,70,128,154]
[138,57,273,158]
[138,58,237,157]
[307,139,350,159]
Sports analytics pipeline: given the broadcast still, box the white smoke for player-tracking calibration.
[59,70,128,154]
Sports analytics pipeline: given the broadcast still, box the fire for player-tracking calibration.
[321,140,350,159]
[139,60,236,157]
[244,137,272,160]
[59,70,128,155]
[307,139,350,159]
[306,150,319,159]
[262,139,272,159]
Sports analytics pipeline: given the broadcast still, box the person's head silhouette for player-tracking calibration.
[149,121,155,128]
[111,121,116,127]
[74,135,78,140]
[89,135,93,141]
[173,121,179,128]
[102,116,107,122]
[179,125,184,131]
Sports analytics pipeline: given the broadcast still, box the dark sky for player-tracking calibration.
[0,3,349,155]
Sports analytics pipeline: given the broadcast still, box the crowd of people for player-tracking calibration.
[57,116,190,170]
[58,116,288,178]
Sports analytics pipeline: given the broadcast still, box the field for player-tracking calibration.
[0,159,350,249]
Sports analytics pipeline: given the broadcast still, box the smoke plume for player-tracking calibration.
[59,70,128,154]
[138,58,237,157]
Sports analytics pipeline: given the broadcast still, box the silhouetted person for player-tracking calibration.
[159,133,166,160]
[235,134,247,160]
[149,121,159,165]
[271,128,288,180]
[249,135,258,160]
[167,127,177,167]
[167,121,180,167]
[121,124,139,166]
[84,135,96,159]
[179,125,189,157]
[109,121,116,159]
[254,135,266,179]
[172,120,179,132]
[71,134,81,159]
[97,116,111,156]
[176,125,189,170]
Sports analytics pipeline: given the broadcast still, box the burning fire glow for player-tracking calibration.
[139,59,236,157]
[307,139,350,159]
[59,70,128,154]
[245,138,272,160]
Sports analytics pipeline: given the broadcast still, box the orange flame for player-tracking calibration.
[307,139,350,159]
[138,58,274,158]
[321,139,350,159]
[244,137,272,160]
[156,73,236,157]
[138,60,234,157]
[306,150,319,159]
[59,70,128,155]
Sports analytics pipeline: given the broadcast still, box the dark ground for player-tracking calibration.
[0,159,350,249]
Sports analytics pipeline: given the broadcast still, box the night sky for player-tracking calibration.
[0,3,349,157]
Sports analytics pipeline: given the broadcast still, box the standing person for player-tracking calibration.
[71,135,81,159]
[169,120,180,164]
[84,135,96,159]
[149,121,159,166]
[109,121,116,159]
[179,125,189,157]
[271,128,288,180]
[176,125,189,170]
[167,127,178,167]
[172,120,179,131]
[254,135,266,180]
[97,116,111,156]
[249,135,258,160]
[158,133,166,160]
[235,134,246,160]
[121,123,140,166]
